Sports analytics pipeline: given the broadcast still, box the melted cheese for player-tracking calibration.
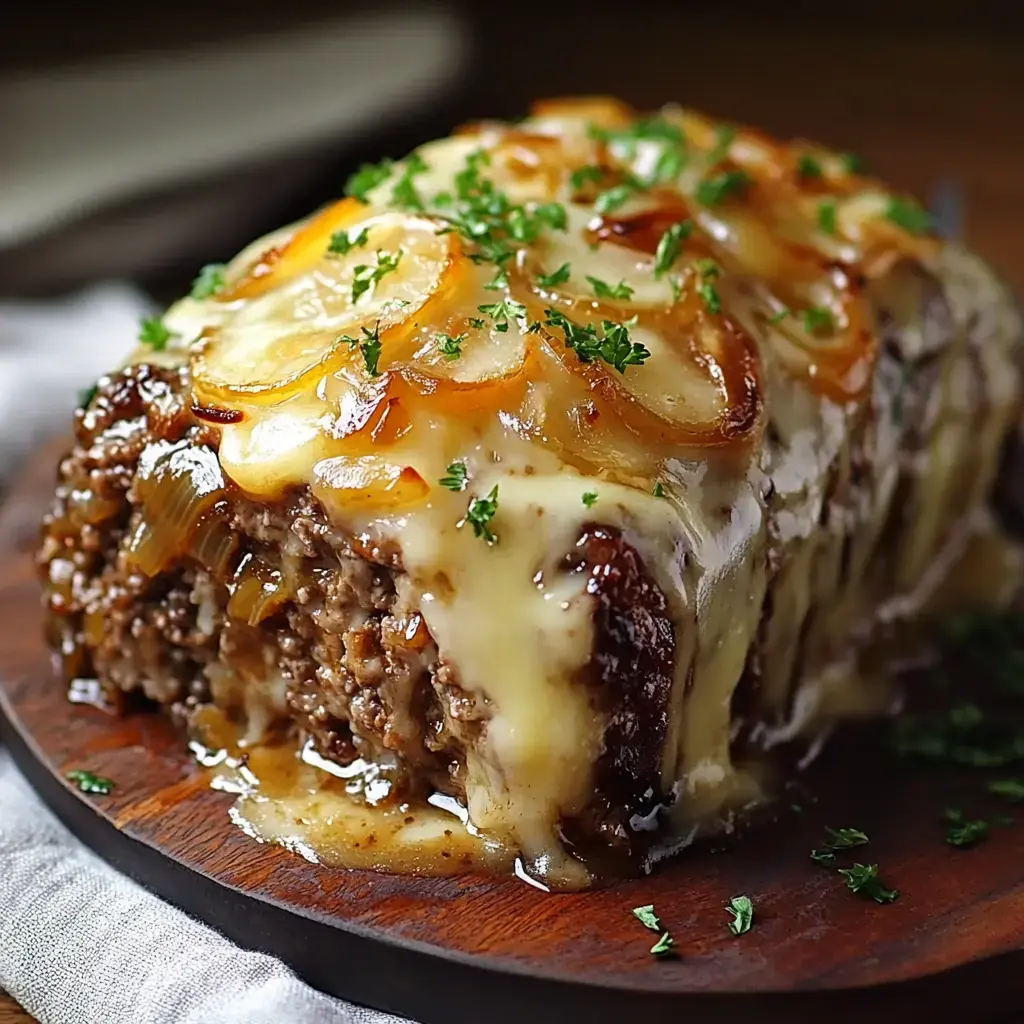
[144,96,1024,882]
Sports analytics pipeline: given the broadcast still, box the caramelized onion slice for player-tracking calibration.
[312,456,428,515]
[126,440,228,576]
[526,279,761,449]
[220,198,366,301]
[192,213,462,406]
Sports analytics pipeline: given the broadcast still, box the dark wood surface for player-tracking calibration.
[4,451,1024,1024]
[0,994,34,1024]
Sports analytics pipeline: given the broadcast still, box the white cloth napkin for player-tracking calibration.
[0,285,411,1024]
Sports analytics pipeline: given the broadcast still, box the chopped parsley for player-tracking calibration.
[591,117,687,187]
[594,183,636,215]
[77,383,99,410]
[885,197,933,235]
[824,826,869,849]
[484,268,510,291]
[818,199,838,235]
[537,262,571,288]
[653,221,693,278]
[838,863,899,904]
[581,491,599,509]
[726,895,754,935]
[439,462,469,491]
[696,259,722,314]
[543,309,650,373]
[841,152,866,175]
[632,904,662,933]
[339,322,383,377]
[478,298,526,333]
[66,769,114,795]
[797,154,823,180]
[467,316,487,330]
[630,899,677,956]
[649,932,677,957]
[802,306,835,334]
[587,275,634,301]
[352,250,402,303]
[989,778,1024,802]
[811,826,868,865]
[696,169,751,207]
[768,307,791,325]
[138,317,175,351]
[571,164,604,191]
[345,158,394,202]
[945,809,989,848]
[436,332,467,360]
[190,263,227,299]
[707,125,736,167]
[653,481,666,498]
[390,153,428,211]
[465,485,499,544]
[328,226,370,256]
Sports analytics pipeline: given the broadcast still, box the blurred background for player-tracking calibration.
[3,0,1023,301]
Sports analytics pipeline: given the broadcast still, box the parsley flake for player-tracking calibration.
[345,159,394,202]
[768,307,791,325]
[467,317,486,330]
[838,863,899,904]
[594,183,635,215]
[649,932,676,958]
[138,317,175,351]
[885,197,933,235]
[696,259,722,315]
[841,152,866,175]
[947,818,989,848]
[77,383,99,410]
[439,462,468,491]
[190,263,227,299]
[726,895,754,936]
[478,298,526,333]
[352,250,402,303]
[571,164,604,191]
[339,322,383,377]
[818,199,838,235]
[989,778,1024,802]
[390,154,428,211]
[707,125,736,166]
[810,849,837,866]
[632,904,662,933]
[797,155,823,180]
[328,226,370,256]
[465,485,499,544]
[537,262,571,288]
[653,221,693,278]
[436,332,467,360]
[543,309,650,373]
[802,306,835,334]
[653,481,666,497]
[696,169,751,207]
[582,491,599,509]
[66,769,114,795]
[824,826,869,849]
[587,275,634,301]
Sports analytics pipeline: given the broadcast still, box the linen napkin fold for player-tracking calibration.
[0,285,411,1024]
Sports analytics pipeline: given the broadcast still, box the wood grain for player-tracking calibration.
[0,993,35,1024]
[4,449,1024,1024]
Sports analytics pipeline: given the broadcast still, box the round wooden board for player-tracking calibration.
[3,448,1024,1024]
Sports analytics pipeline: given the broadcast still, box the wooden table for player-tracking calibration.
[0,993,34,1024]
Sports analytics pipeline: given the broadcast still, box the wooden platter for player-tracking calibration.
[3,449,1024,1024]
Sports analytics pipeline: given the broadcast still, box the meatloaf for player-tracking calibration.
[38,97,1024,887]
